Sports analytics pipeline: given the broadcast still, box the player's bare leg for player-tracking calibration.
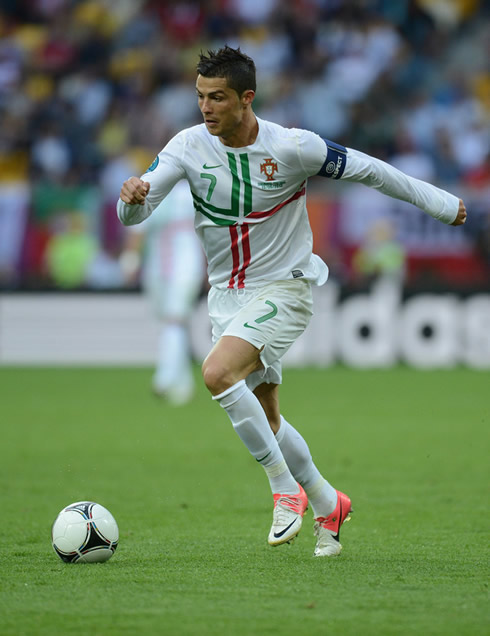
[253,382,281,433]
[202,335,262,396]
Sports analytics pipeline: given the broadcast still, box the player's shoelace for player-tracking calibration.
[272,493,306,525]
[274,494,304,512]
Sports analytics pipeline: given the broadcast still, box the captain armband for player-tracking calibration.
[317,139,347,180]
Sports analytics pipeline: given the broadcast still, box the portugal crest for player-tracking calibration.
[260,158,278,181]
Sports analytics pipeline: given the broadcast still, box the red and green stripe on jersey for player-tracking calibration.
[193,152,252,225]
[192,151,306,288]
[192,152,306,224]
[228,223,250,289]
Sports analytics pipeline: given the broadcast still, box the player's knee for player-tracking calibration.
[201,358,234,396]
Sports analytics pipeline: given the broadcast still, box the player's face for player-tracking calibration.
[196,75,252,141]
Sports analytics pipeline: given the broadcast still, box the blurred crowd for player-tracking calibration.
[0,0,489,290]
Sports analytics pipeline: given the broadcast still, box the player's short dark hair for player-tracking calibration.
[196,46,256,96]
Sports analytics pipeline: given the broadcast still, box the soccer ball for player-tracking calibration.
[51,501,119,563]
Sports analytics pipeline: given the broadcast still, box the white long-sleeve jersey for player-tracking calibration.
[117,117,459,290]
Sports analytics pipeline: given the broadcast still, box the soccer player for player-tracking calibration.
[120,180,205,405]
[117,46,467,557]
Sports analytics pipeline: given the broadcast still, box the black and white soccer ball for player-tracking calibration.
[51,501,119,563]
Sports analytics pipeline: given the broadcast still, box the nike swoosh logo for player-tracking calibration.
[256,451,272,463]
[202,163,222,169]
[243,322,260,330]
[274,518,298,538]
[335,498,342,539]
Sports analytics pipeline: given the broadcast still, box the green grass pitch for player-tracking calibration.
[0,366,488,635]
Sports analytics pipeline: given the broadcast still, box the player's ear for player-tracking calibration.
[241,89,255,107]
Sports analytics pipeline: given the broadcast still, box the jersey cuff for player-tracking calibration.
[317,139,347,179]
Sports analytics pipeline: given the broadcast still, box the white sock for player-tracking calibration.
[154,323,193,390]
[214,380,298,495]
[275,416,337,518]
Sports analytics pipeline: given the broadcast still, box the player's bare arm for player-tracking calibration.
[120,176,150,205]
[451,199,467,226]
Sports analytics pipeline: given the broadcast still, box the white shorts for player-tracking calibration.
[207,279,313,389]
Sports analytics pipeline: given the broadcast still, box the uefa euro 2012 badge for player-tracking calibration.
[147,156,159,172]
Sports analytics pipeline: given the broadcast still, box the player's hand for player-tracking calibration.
[450,199,467,226]
[120,177,150,205]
